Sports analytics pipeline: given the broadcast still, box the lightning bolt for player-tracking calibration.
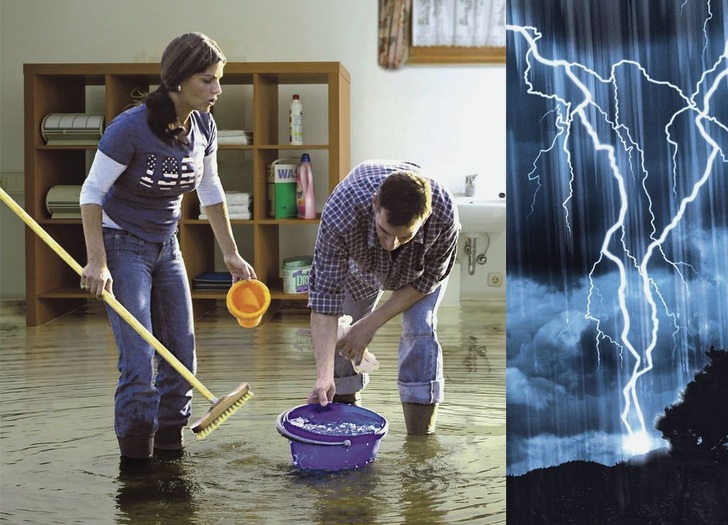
[508,22,727,453]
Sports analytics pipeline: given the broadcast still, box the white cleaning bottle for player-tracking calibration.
[296,153,316,219]
[289,94,303,145]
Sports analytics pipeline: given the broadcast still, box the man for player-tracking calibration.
[306,160,460,435]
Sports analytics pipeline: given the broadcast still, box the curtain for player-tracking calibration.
[412,0,506,47]
[378,0,411,70]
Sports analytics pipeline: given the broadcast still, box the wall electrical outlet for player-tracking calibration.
[488,272,503,287]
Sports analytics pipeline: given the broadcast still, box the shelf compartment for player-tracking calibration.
[37,286,95,298]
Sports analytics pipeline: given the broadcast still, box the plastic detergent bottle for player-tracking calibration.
[289,94,303,145]
[296,153,316,219]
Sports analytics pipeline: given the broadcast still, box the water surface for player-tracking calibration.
[0,299,505,524]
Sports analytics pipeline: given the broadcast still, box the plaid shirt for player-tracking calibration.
[308,160,460,316]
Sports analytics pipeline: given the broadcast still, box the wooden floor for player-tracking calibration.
[0,298,506,524]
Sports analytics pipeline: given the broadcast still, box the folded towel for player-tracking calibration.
[226,197,250,207]
[218,130,253,145]
[228,203,251,213]
[198,212,251,220]
[218,136,249,145]
[225,192,251,205]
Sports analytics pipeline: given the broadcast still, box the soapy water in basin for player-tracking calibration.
[289,416,380,436]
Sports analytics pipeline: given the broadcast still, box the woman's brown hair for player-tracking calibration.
[145,33,226,143]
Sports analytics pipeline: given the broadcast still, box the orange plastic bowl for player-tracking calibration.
[226,279,271,328]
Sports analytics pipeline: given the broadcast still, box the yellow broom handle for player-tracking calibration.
[0,187,216,402]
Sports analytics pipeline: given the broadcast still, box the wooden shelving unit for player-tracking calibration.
[23,62,350,326]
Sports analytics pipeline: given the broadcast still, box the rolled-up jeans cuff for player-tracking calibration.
[398,380,444,404]
[334,372,369,396]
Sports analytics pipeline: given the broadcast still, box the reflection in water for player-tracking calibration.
[292,468,382,525]
[116,453,200,524]
[464,335,490,374]
[398,436,451,525]
[0,300,505,524]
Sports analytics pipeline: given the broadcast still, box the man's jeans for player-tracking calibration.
[103,229,195,440]
[334,283,446,405]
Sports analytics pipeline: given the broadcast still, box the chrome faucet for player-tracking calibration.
[465,174,477,197]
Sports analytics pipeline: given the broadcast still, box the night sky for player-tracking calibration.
[505,0,727,475]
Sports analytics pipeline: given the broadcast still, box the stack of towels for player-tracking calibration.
[198,191,252,220]
[217,130,254,145]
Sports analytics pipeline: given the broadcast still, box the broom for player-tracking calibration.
[0,186,252,439]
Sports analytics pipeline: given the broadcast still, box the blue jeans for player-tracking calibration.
[103,229,195,440]
[335,283,446,404]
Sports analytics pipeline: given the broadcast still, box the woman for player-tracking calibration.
[80,33,255,460]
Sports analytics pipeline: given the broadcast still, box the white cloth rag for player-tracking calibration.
[338,315,379,373]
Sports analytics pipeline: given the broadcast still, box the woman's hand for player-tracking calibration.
[224,253,256,282]
[80,263,113,299]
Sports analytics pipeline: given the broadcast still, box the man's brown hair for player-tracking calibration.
[375,171,432,226]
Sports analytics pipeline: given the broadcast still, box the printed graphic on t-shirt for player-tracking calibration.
[139,154,197,190]
[179,157,196,188]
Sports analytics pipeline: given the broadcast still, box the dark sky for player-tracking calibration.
[505,0,728,475]
[507,0,727,283]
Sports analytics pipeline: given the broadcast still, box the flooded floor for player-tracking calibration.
[0,299,505,524]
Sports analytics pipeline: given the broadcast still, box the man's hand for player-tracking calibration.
[335,318,375,366]
[307,377,336,406]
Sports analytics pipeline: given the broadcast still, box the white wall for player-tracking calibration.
[0,0,506,301]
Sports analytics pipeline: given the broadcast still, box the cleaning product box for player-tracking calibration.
[281,256,313,294]
[267,158,298,218]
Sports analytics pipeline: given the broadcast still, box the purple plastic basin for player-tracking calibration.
[276,403,388,471]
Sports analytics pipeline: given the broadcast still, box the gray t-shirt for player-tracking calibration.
[81,103,224,242]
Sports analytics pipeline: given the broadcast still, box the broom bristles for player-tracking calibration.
[190,382,253,439]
